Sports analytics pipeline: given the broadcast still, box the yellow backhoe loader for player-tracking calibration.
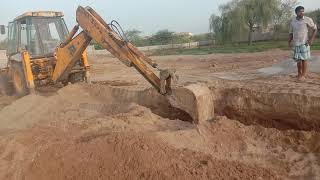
[0,6,214,123]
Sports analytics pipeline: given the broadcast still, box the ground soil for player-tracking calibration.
[0,49,320,179]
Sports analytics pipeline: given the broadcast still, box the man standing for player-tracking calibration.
[289,6,318,80]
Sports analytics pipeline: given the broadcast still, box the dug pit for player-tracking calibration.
[83,81,320,131]
[212,79,320,131]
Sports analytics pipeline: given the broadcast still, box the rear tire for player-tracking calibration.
[11,62,29,97]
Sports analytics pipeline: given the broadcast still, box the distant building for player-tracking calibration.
[142,35,151,40]
[174,32,193,37]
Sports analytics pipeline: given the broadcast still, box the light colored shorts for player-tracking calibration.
[293,44,311,62]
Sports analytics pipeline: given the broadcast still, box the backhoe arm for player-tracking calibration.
[52,29,92,83]
[53,6,174,95]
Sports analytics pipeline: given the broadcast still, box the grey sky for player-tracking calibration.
[0,0,319,37]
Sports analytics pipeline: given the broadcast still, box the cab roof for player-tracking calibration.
[14,11,64,21]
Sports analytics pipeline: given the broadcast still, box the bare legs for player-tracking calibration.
[297,61,302,78]
[297,60,307,80]
[302,60,308,77]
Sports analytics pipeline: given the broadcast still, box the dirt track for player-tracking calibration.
[1,49,320,179]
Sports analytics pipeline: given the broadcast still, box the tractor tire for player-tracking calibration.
[0,72,14,96]
[11,62,29,97]
[69,72,85,84]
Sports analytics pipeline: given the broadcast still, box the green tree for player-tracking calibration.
[272,0,297,39]
[242,0,278,45]
[173,34,192,44]
[210,0,280,45]
[218,0,244,43]
[192,33,212,42]
[209,14,223,42]
[124,29,145,46]
[151,29,175,45]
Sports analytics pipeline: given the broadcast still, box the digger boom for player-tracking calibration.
[52,6,173,95]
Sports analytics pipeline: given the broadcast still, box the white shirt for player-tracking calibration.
[290,16,317,46]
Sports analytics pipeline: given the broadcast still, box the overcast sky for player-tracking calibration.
[0,0,319,37]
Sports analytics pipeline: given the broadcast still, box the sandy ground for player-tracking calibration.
[0,49,320,179]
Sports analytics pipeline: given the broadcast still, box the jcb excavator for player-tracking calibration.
[0,6,214,123]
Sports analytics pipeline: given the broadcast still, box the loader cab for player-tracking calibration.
[7,11,68,57]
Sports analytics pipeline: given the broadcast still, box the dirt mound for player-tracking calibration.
[0,83,320,179]
[17,127,277,180]
[0,95,15,112]
[0,84,135,132]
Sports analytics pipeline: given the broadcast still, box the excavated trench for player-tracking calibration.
[88,83,194,122]
[213,85,320,131]
[92,81,320,132]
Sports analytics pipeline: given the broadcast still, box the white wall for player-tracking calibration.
[86,42,201,55]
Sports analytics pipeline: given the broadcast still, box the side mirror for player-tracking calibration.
[0,25,5,35]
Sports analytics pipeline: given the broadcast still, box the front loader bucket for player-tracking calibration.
[167,84,214,124]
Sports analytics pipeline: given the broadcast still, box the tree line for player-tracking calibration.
[210,0,320,45]
[92,29,213,49]
[1,1,319,50]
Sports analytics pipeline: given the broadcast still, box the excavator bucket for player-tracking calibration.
[167,84,215,124]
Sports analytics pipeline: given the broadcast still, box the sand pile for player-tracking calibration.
[18,128,277,180]
[0,83,319,179]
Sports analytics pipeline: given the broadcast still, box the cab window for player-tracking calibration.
[7,22,18,55]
